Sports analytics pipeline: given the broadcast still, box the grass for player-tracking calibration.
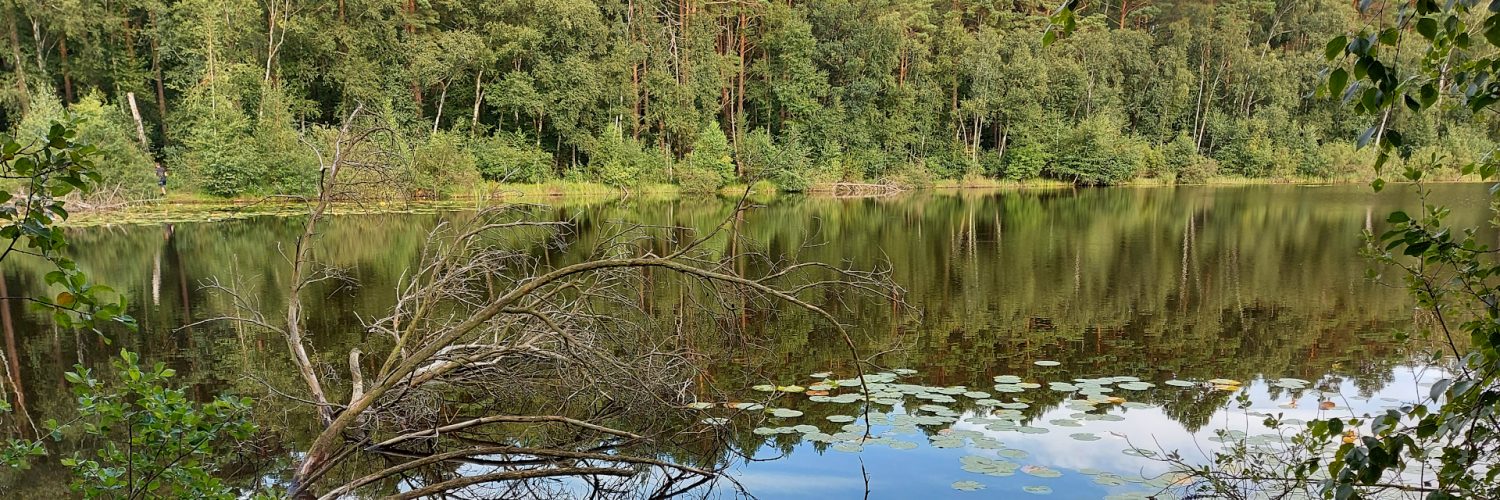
[71,174,1484,227]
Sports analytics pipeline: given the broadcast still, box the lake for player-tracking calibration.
[0,184,1488,498]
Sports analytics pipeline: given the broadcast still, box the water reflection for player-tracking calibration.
[0,184,1487,497]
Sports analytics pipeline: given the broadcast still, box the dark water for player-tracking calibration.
[0,184,1489,498]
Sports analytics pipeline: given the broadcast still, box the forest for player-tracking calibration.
[0,0,1495,197]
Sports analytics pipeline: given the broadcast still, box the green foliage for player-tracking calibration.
[17,88,156,197]
[411,131,480,197]
[473,133,553,184]
[0,122,134,331]
[680,122,734,193]
[252,84,319,195]
[171,88,257,197]
[1161,133,1202,181]
[54,350,256,499]
[1047,116,1144,185]
[1181,2,1500,498]
[586,123,655,187]
[1002,144,1048,181]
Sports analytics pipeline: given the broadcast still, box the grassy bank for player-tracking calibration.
[69,175,1481,227]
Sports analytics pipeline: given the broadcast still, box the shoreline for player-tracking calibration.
[66,177,1486,227]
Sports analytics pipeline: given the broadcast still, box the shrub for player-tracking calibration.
[54,91,158,197]
[586,123,653,187]
[1002,144,1048,180]
[411,131,479,197]
[473,133,553,183]
[1046,115,1143,185]
[679,122,734,192]
[772,130,814,192]
[170,85,258,197]
[738,128,778,182]
[925,146,975,180]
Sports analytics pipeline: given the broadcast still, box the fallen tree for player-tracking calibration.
[195,105,900,498]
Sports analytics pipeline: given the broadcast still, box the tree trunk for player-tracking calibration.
[4,3,27,112]
[151,12,169,140]
[432,79,449,134]
[127,92,150,150]
[58,37,72,103]
[470,70,484,135]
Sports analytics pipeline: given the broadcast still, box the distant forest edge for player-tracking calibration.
[1,1,1494,199]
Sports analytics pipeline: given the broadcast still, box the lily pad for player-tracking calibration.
[686,402,715,410]
[751,384,775,392]
[729,402,765,411]
[810,372,832,378]
[963,391,992,399]
[833,443,864,453]
[1022,465,1062,478]
[951,480,986,491]
[996,448,1029,459]
[1034,360,1061,367]
[1164,379,1197,387]
[776,385,806,393]
[1069,432,1102,441]
[768,408,804,418]
[888,440,919,450]
[700,417,729,425]
[1023,486,1053,495]
[1122,447,1158,457]
[826,415,856,423]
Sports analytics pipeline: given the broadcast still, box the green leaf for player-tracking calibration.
[1328,68,1350,97]
[1357,126,1378,149]
[1420,83,1439,107]
[1417,17,1439,40]
[1371,178,1386,192]
[1378,27,1399,45]
[1387,211,1409,223]
[1325,35,1348,60]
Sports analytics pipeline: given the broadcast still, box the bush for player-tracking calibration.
[473,133,553,183]
[738,128,778,182]
[1001,144,1047,180]
[170,84,259,197]
[55,91,158,197]
[411,131,479,197]
[979,149,1005,178]
[253,85,319,195]
[1046,115,1143,185]
[586,123,655,187]
[1177,156,1217,184]
[679,122,734,192]
[925,146,975,180]
[772,129,814,192]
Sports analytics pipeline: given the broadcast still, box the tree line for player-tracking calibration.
[0,0,1494,197]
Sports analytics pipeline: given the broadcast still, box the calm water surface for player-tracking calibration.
[0,184,1490,498]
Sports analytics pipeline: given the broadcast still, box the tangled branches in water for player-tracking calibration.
[201,105,905,499]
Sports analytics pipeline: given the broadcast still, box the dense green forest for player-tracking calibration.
[0,0,1495,197]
